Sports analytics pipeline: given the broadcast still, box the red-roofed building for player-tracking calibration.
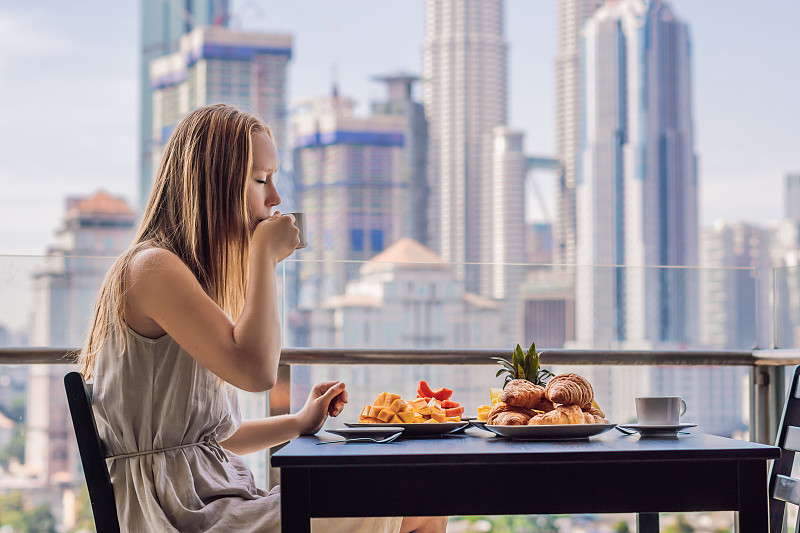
[25,191,136,524]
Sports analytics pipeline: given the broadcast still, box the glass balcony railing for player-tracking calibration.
[0,253,793,532]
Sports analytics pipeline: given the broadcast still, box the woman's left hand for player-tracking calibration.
[296,381,348,436]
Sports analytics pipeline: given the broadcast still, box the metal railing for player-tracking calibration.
[4,346,800,446]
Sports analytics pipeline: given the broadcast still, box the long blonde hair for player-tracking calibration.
[79,104,271,379]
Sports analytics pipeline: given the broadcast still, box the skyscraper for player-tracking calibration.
[292,94,408,305]
[371,73,429,247]
[699,221,770,350]
[576,0,698,347]
[139,0,229,208]
[554,0,603,267]
[483,127,526,301]
[149,26,292,172]
[422,0,508,291]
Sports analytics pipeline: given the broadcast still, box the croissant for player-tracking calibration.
[584,406,605,419]
[529,404,595,425]
[532,398,555,413]
[544,373,594,408]
[490,410,532,425]
[500,379,545,409]
[487,402,535,425]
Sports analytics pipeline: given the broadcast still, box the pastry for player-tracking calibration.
[584,406,605,419]
[544,373,594,408]
[529,404,594,425]
[532,398,555,413]
[490,411,531,425]
[487,402,535,425]
[500,379,545,409]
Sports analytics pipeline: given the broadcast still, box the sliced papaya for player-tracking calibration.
[431,387,453,401]
[445,406,464,417]
[417,380,435,398]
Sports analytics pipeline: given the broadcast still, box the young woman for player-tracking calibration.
[79,104,446,533]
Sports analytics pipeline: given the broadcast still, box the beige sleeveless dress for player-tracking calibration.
[92,325,402,533]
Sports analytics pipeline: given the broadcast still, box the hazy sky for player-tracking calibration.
[1,0,798,258]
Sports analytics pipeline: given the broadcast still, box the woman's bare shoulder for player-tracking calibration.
[126,247,200,299]
[128,247,190,278]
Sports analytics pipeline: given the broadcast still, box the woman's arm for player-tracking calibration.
[124,215,299,392]
[219,416,302,455]
[220,381,348,454]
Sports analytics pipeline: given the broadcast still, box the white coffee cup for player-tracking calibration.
[289,212,308,249]
[635,396,687,425]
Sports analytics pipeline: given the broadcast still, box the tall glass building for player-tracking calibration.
[422,0,508,292]
[554,0,604,268]
[139,0,230,209]
[576,0,698,348]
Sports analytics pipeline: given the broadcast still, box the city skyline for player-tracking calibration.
[1,0,798,257]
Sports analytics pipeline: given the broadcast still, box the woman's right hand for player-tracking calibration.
[252,211,300,263]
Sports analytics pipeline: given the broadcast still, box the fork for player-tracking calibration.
[316,432,403,445]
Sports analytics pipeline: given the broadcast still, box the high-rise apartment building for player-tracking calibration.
[484,127,526,302]
[292,94,408,305]
[576,0,698,347]
[371,73,429,247]
[139,0,229,208]
[26,192,136,523]
[520,269,575,349]
[554,0,603,267]
[422,0,508,291]
[700,221,771,350]
[149,26,292,188]
[482,127,528,337]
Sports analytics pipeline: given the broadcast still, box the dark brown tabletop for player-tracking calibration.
[272,427,780,533]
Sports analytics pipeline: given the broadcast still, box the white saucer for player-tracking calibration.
[619,422,696,436]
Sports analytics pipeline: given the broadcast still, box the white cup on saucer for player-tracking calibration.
[635,396,687,426]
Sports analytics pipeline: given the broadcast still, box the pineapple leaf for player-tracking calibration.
[490,357,514,373]
[495,368,507,378]
[512,344,524,378]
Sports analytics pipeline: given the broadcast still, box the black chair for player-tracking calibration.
[64,371,121,533]
[770,365,800,532]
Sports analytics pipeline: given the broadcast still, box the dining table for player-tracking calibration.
[271,425,780,533]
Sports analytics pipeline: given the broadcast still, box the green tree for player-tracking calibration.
[0,491,56,532]
[0,397,26,423]
[664,514,695,533]
[0,423,26,468]
[21,504,57,533]
[0,490,27,529]
[614,520,631,533]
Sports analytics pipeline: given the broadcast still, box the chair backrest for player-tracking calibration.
[64,371,121,533]
[770,365,800,533]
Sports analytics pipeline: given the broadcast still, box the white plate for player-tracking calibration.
[482,423,617,441]
[326,427,405,439]
[345,422,469,437]
[619,422,696,436]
